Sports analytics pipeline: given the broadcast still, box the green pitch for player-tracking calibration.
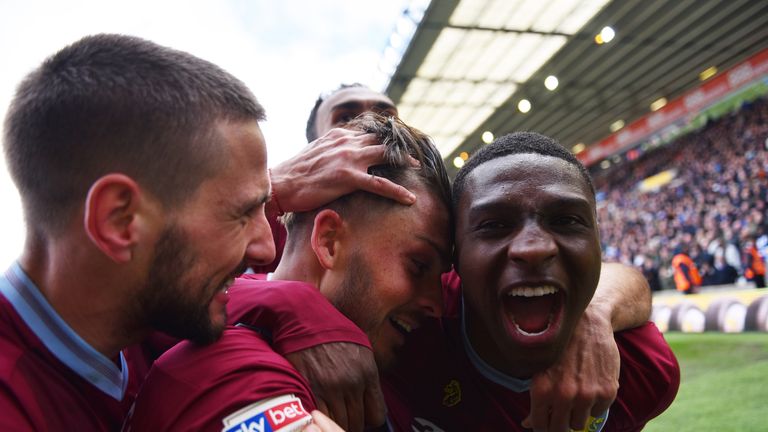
[644,333,768,431]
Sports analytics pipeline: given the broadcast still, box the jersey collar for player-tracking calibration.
[460,295,531,392]
[1,262,129,400]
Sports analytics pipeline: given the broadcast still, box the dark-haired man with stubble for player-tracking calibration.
[125,113,452,432]
[383,132,679,431]
[0,34,358,431]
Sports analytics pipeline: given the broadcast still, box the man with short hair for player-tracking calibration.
[0,34,322,430]
[124,113,452,432]
[383,132,679,431]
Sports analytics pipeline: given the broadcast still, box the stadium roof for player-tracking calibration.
[381,0,768,175]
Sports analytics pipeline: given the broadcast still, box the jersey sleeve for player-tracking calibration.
[608,322,681,431]
[124,328,316,432]
[227,278,372,354]
[0,385,38,431]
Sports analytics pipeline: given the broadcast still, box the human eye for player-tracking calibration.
[409,258,429,278]
[476,219,509,231]
[332,111,356,126]
[239,203,264,226]
[551,213,591,230]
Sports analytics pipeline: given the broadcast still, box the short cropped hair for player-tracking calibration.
[305,83,366,142]
[453,131,595,211]
[286,113,452,244]
[3,34,265,235]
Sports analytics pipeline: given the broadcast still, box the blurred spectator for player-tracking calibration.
[742,236,766,288]
[707,252,739,286]
[671,245,702,294]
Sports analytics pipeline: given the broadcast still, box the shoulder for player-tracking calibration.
[153,326,310,387]
[127,326,315,431]
[0,336,38,431]
[228,277,322,312]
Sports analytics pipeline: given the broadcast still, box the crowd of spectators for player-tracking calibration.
[593,96,768,292]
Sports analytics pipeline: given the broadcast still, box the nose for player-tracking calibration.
[245,210,276,267]
[507,220,557,268]
[415,278,444,318]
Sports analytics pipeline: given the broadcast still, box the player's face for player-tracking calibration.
[315,87,397,138]
[331,186,450,368]
[455,154,601,377]
[139,120,275,344]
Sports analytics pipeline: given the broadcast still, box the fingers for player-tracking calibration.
[548,400,573,432]
[305,410,344,432]
[363,373,387,429]
[325,399,349,432]
[314,397,329,419]
[344,393,365,432]
[590,394,613,418]
[568,398,593,431]
[362,172,417,205]
[525,398,550,432]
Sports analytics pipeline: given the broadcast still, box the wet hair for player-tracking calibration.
[3,33,265,235]
[285,112,452,245]
[305,83,367,142]
[452,131,595,211]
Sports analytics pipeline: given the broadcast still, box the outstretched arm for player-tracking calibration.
[526,263,651,432]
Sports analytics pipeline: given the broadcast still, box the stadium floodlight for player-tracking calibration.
[453,156,465,168]
[699,66,718,81]
[595,26,615,45]
[481,131,495,144]
[545,75,559,91]
[518,99,532,113]
[651,97,668,112]
[459,151,469,161]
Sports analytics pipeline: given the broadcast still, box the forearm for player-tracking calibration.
[589,262,651,331]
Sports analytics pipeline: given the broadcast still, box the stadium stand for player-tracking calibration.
[593,97,768,293]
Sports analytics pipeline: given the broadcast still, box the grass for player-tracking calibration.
[644,332,768,431]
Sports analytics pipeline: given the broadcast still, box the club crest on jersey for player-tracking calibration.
[442,379,461,407]
[572,409,609,432]
[221,395,312,432]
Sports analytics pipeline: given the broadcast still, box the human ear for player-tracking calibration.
[83,174,145,263]
[310,209,345,269]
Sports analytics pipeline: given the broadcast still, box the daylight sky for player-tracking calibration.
[0,0,415,268]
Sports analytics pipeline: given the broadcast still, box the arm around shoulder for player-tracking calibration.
[591,262,652,331]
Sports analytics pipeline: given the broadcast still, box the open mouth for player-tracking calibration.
[502,285,563,338]
[389,316,414,337]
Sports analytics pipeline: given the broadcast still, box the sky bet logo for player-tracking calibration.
[222,395,312,432]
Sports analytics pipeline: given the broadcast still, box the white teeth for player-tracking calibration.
[391,317,412,333]
[507,285,557,297]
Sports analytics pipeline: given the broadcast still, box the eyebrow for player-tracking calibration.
[237,192,270,215]
[468,194,593,217]
[331,100,397,113]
